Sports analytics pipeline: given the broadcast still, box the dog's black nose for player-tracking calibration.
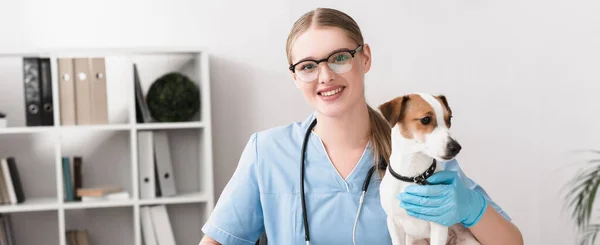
[446,139,462,156]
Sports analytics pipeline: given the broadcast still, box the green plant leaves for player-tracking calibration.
[564,150,600,244]
[146,72,200,122]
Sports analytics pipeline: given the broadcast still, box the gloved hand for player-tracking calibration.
[397,170,488,228]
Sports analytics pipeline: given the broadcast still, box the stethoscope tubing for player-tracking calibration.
[300,118,379,245]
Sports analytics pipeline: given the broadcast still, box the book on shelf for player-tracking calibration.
[66,229,90,245]
[76,186,122,197]
[80,190,129,202]
[62,156,129,203]
[62,156,81,202]
[76,186,129,202]
[0,214,16,245]
[0,157,25,205]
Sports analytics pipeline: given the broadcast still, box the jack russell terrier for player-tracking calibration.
[378,93,480,245]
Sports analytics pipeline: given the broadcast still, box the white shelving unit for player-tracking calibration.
[0,47,214,245]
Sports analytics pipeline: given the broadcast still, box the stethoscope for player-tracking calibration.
[300,118,386,245]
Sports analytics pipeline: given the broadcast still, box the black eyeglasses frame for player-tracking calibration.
[288,45,363,72]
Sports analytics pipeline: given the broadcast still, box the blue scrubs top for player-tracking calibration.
[202,112,510,245]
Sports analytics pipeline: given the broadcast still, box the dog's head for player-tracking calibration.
[378,93,461,161]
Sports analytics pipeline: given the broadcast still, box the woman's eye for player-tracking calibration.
[333,54,349,62]
[301,64,315,70]
[420,116,431,125]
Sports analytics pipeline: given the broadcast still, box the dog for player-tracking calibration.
[378,93,480,245]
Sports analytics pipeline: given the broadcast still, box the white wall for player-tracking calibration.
[1,0,599,244]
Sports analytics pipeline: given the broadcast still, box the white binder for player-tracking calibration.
[149,205,176,245]
[140,206,158,245]
[153,131,176,197]
[138,131,155,199]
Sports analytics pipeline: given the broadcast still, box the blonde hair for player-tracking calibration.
[286,8,391,175]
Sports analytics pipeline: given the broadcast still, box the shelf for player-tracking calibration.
[62,199,135,210]
[0,126,56,135]
[59,192,208,211]
[0,49,214,245]
[0,198,59,213]
[135,121,204,130]
[0,122,204,135]
[140,192,209,206]
[59,124,131,132]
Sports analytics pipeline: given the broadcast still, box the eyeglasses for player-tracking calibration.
[289,45,363,82]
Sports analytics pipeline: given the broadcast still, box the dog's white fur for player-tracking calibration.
[379,93,481,245]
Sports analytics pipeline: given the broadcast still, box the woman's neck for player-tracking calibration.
[313,103,371,150]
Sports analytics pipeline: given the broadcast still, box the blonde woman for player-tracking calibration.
[200,7,523,245]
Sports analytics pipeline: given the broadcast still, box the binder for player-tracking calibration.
[134,64,152,123]
[90,57,108,124]
[140,206,158,245]
[153,131,176,197]
[58,58,76,125]
[138,131,155,199]
[22,58,43,126]
[0,159,16,204]
[0,163,7,204]
[149,205,176,245]
[39,58,54,126]
[4,157,24,204]
[74,58,92,125]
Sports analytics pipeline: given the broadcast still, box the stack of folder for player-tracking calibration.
[57,57,108,126]
[137,130,177,199]
[22,58,54,127]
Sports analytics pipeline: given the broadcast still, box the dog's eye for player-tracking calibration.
[420,116,431,125]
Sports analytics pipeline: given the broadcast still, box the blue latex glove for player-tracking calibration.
[397,170,488,228]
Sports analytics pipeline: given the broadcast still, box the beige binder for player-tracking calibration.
[90,57,108,124]
[58,58,76,125]
[74,58,92,125]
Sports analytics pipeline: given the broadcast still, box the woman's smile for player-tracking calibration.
[317,85,346,102]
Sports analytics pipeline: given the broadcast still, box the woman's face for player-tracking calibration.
[289,26,371,118]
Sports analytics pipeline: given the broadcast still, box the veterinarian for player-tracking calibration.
[199,7,523,245]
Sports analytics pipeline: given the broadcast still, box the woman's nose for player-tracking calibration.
[318,63,335,84]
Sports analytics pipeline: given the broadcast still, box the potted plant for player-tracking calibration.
[146,72,200,122]
[564,149,600,245]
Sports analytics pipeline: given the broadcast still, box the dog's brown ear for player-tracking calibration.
[437,94,452,114]
[378,95,409,126]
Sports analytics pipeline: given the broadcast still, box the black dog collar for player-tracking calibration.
[388,159,437,185]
